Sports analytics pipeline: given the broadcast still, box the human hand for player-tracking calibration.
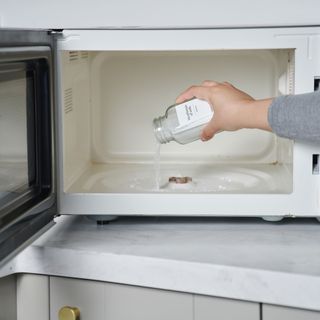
[176,81,272,141]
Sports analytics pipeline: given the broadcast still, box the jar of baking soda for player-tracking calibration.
[153,98,213,144]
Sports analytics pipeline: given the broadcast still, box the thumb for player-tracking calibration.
[201,123,220,141]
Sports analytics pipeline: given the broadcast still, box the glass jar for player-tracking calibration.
[153,98,214,144]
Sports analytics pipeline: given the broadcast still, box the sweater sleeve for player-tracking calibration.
[268,91,320,142]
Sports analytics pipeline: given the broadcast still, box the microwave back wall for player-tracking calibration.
[49,28,319,220]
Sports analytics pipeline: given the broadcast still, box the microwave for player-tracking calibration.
[1,26,320,263]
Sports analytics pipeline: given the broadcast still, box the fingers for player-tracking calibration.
[175,88,195,103]
[175,85,212,104]
[222,81,234,88]
[201,80,219,87]
[176,80,221,103]
[175,80,221,141]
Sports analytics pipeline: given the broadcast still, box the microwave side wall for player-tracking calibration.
[55,28,320,217]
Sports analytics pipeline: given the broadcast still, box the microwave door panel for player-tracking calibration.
[0,30,56,266]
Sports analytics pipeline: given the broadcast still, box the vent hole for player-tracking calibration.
[69,51,79,62]
[312,154,319,175]
[314,77,320,91]
[81,51,89,60]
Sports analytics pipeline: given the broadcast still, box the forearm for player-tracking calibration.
[177,81,320,143]
[268,91,320,142]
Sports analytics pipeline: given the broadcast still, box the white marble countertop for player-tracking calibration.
[1,215,320,311]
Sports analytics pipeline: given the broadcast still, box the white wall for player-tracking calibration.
[0,0,320,29]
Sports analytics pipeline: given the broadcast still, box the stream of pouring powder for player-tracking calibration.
[154,142,161,190]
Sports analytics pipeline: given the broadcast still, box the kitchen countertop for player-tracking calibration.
[1,215,320,311]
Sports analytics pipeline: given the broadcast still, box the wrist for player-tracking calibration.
[242,99,273,131]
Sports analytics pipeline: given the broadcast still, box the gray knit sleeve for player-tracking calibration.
[268,91,320,142]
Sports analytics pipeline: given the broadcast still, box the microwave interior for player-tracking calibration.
[60,49,294,195]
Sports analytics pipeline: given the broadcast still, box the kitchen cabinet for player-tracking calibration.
[16,274,49,320]
[7,274,262,320]
[50,276,105,320]
[50,276,192,320]
[194,295,259,320]
[104,282,193,320]
[0,275,16,320]
[263,304,320,320]
[14,274,320,320]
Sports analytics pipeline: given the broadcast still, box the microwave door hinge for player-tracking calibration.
[48,29,64,35]
[48,29,64,44]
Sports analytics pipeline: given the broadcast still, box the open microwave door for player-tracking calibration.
[0,30,56,266]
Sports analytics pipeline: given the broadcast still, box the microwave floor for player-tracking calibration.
[66,163,292,194]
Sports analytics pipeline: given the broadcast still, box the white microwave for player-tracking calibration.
[56,28,320,220]
[1,26,320,262]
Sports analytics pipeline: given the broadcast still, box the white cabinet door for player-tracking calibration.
[16,274,49,320]
[50,276,105,320]
[0,275,16,320]
[50,277,193,320]
[263,304,320,320]
[104,282,193,320]
[194,295,260,320]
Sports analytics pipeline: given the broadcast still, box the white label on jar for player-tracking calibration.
[175,98,213,128]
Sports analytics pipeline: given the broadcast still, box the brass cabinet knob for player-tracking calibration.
[58,306,80,320]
